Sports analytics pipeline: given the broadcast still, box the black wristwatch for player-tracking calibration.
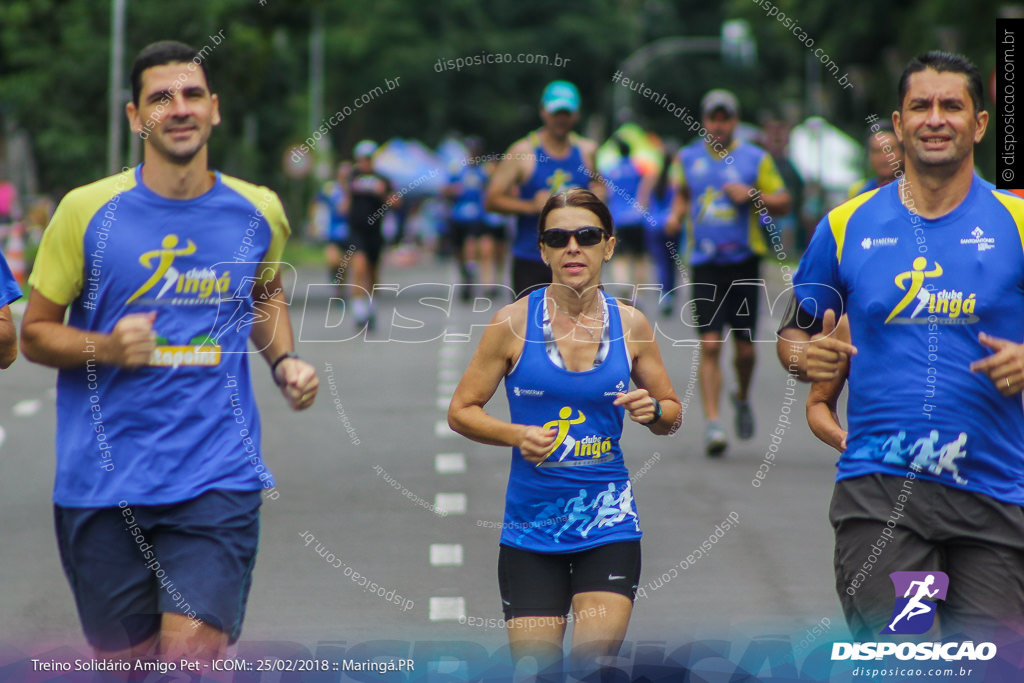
[644,397,662,426]
[270,351,299,386]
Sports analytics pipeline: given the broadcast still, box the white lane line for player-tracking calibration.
[438,382,459,395]
[434,493,467,515]
[442,332,472,343]
[437,395,453,410]
[0,425,7,449]
[430,544,464,566]
[435,453,466,474]
[440,345,461,359]
[12,399,42,417]
[429,596,466,621]
[435,420,456,438]
[439,368,461,382]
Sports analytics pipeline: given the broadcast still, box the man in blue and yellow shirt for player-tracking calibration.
[780,52,1024,641]
[486,80,603,298]
[667,89,790,455]
[21,41,319,662]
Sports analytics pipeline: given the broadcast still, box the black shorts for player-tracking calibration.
[830,473,1024,640]
[614,224,645,256]
[327,238,356,254]
[512,257,552,300]
[481,221,508,242]
[692,257,761,339]
[450,220,485,251]
[349,223,384,266]
[497,541,641,619]
[55,489,261,650]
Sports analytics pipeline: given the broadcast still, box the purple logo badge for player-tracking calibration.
[881,571,949,635]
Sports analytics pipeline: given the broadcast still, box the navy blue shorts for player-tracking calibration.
[54,489,261,651]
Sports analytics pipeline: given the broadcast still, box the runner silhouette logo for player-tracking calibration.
[881,571,949,635]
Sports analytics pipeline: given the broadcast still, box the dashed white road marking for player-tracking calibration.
[12,399,42,417]
[434,493,467,515]
[435,453,466,474]
[430,544,464,566]
[439,368,461,383]
[435,420,456,438]
[429,596,466,621]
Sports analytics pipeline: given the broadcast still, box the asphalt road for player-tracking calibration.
[0,253,860,679]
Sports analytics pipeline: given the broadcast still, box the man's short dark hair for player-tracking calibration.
[897,51,983,115]
[130,41,210,105]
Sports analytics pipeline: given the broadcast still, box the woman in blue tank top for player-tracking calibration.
[449,188,682,672]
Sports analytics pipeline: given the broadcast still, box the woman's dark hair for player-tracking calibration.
[537,188,614,241]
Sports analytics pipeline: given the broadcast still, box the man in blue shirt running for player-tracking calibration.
[778,51,1024,641]
[667,89,790,456]
[486,80,604,298]
[21,40,319,663]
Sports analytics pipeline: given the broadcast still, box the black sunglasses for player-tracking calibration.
[540,226,607,248]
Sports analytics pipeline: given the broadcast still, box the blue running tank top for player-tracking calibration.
[450,164,487,224]
[501,287,642,552]
[512,133,592,262]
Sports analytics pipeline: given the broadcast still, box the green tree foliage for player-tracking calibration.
[0,0,1002,199]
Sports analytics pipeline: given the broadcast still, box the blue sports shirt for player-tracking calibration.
[512,133,592,262]
[449,164,487,223]
[501,288,642,552]
[0,248,22,308]
[604,158,644,228]
[315,180,349,242]
[794,175,1024,505]
[674,141,785,266]
[30,166,290,507]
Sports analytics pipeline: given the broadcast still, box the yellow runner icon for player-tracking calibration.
[126,234,198,304]
[885,257,943,323]
[542,406,586,458]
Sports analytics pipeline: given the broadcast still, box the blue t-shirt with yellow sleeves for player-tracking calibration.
[793,174,1024,506]
[674,140,785,266]
[30,165,290,507]
[847,176,884,200]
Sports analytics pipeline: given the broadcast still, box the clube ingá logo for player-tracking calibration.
[881,571,948,635]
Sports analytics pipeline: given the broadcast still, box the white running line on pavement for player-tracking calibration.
[12,399,42,417]
[435,348,466,622]
[434,453,466,474]
[429,544,464,566]
[434,493,466,515]
[439,368,461,382]
[429,596,465,621]
[435,420,456,438]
